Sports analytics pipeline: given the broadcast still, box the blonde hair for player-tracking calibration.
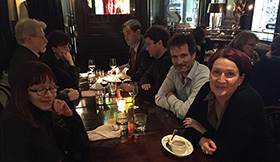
[15,19,47,44]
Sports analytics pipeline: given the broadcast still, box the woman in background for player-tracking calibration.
[0,61,89,162]
[228,31,260,65]
[183,48,279,162]
[246,35,280,106]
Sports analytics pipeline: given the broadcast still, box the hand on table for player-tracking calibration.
[183,117,206,134]
[141,83,151,91]
[199,137,217,155]
[53,99,73,117]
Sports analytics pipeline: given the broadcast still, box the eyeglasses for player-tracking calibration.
[28,85,59,96]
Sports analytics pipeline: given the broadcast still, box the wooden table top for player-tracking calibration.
[76,79,218,162]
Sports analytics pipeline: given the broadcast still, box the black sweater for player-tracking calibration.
[139,51,172,98]
[41,51,80,90]
[0,104,89,162]
[184,82,279,162]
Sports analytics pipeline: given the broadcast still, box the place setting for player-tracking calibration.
[161,129,194,158]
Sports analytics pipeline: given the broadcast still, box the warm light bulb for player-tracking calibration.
[248,4,253,11]
[227,5,232,10]
[117,98,126,112]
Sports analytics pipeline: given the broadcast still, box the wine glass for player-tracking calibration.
[101,81,108,92]
[100,81,108,104]
[127,81,138,106]
[88,59,96,73]
[118,72,126,83]
[109,58,117,73]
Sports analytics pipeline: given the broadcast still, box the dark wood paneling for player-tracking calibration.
[73,0,148,71]
[76,35,129,72]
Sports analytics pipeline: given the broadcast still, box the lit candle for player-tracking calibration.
[117,98,126,112]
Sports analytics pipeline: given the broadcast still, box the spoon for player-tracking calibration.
[170,129,178,141]
[166,129,178,151]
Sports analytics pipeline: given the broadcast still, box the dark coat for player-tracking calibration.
[126,36,153,81]
[246,57,280,106]
[184,82,279,162]
[0,104,89,162]
[8,46,39,87]
[41,51,80,90]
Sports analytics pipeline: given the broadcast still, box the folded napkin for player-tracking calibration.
[87,124,121,141]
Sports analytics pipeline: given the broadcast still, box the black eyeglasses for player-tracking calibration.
[28,85,59,96]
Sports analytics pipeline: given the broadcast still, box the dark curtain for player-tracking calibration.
[0,0,17,72]
[26,0,64,35]
[198,0,211,26]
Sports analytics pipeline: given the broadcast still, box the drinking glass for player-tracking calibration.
[127,81,138,106]
[88,59,96,73]
[95,89,105,105]
[100,81,108,97]
[109,58,117,71]
[116,112,128,143]
[134,113,147,135]
[116,112,128,131]
[109,82,117,95]
[118,72,126,83]
[96,69,104,79]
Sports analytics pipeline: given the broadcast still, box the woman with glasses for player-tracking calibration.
[183,49,279,162]
[228,31,260,65]
[0,61,89,162]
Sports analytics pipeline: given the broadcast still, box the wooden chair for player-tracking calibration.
[264,106,280,144]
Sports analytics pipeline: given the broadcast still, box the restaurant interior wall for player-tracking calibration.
[148,0,211,35]
[73,0,150,71]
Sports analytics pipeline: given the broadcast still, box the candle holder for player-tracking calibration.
[117,98,126,112]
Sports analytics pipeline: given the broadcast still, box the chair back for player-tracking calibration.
[0,84,11,115]
[265,106,280,144]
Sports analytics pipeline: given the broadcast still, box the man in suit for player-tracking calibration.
[8,19,79,103]
[121,19,153,81]
[8,18,48,87]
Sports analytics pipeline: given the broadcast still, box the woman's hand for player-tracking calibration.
[183,117,207,134]
[199,137,217,155]
[53,99,73,117]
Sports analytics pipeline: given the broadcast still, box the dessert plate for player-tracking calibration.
[161,134,193,157]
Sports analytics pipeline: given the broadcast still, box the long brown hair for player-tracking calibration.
[6,61,56,127]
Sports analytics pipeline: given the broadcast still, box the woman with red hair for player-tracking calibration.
[183,48,279,162]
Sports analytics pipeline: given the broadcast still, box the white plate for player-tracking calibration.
[161,134,193,157]
[80,73,88,78]
[102,75,131,83]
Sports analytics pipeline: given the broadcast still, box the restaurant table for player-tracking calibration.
[76,79,218,162]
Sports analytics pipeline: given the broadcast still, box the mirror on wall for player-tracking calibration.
[86,0,135,22]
